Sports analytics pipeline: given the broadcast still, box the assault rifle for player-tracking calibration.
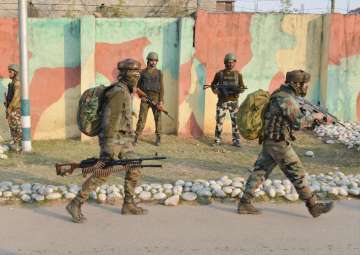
[56,156,166,178]
[136,88,175,121]
[296,97,346,127]
[203,84,247,97]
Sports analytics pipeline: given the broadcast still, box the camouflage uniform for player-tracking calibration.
[211,69,246,144]
[135,68,164,138]
[75,82,139,204]
[5,66,22,150]
[239,70,333,217]
[241,85,313,203]
[67,59,145,223]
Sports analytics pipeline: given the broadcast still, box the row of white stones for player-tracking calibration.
[1,172,359,205]
[313,122,360,150]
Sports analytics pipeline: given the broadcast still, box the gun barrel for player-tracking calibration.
[140,164,163,168]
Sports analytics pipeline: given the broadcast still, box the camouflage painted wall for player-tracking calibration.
[0,12,359,140]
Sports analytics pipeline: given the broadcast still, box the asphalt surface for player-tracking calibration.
[0,200,359,255]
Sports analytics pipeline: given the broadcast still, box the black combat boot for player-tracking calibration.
[237,198,261,215]
[306,197,334,218]
[232,140,241,148]
[155,135,161,146]
[121,199,148,215]
[66,198,87,223]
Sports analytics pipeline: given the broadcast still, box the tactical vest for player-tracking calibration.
[219,70,239,87]
[218,70,240,102]
[6,82,15,107]
[139,69,161,92]
[262,89,295,142]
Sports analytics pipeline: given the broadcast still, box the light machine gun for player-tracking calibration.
[203,84,247,97]
[56,156,166,178]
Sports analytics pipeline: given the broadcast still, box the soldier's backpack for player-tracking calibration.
[237,89,270,140]
[77,85,113,137]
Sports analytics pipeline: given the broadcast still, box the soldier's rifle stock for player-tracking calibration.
[56,156,166,178]
[136,88,175,121]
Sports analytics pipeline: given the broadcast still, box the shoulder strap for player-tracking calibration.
[219,71,224,84]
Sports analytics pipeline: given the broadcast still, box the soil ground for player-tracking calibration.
[0,131,359,186]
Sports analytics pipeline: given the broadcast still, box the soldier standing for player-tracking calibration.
[66,59,148,223]
[237,70,334,218]
[211,53,246,147]
[134,52,164,146]
[4,64,22,152]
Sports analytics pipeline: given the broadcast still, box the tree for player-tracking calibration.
[280,0,292,13]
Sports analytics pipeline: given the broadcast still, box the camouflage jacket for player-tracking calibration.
[262,84,313,142]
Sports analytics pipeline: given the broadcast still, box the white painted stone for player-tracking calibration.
[267,187,276,198]
[163,184,173,190]
[151,189,158,194]
[164,195,180,206]
[285,193,299,201]
[223,186,233,194]
[198,189,212,197]
[304,151,315,157]
[0,154,8,160]
[232,177,245,183]
[21,183,32,191]
[108,192,122,200]
[210,184,222,191]
[231,188,242,198]
[328,187,339,196]
[164,188,173,195]
[64,192,76,199]
[184,181,193,187]
[139,191,152,201]
[150,183,162,189]
[181,192,197,201]
[175,180,185,186]
[232,182,243,188]
[21,194,32,202]
[46,192,62,200]
[45,187,54,195]
[326,140,335,144]
[134,186,143,194]
[153,192,167,200]
[99,189,107,194]
[142,184,151,192]
[173,186,183,195]
[32,194,45,202]
[338,187,348,196]
[223,179,232,186]
[3,191,12,198]
[349,188,360,196]
[98,193,107,202]
[191,183,203,193]
[214,189,226,198]
[184,186,191,192]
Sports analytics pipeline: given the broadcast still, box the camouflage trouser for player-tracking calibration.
[242,140,313,202]
[135,91,161,136]
[75,132,141,204]
[7,109,22,144]
[215,101,240,143]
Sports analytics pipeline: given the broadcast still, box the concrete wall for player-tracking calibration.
[0,12,359,140]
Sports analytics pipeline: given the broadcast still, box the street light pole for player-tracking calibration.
[331,0,335,13]
[18,0,32,152]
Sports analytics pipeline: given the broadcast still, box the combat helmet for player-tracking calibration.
[224,53,237,63]
[146,52,159,61]
[117,58,141,71]
[8,64,19,73]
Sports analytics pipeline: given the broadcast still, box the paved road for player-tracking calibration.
[0,200,359,255]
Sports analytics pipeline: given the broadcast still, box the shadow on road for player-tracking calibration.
[32,207,71,223]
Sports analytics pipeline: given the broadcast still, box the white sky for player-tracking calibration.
[235,0,360,13]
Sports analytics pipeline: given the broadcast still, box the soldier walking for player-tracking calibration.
[237,70,334,218]
[66,59,148,223]
[211,53,246,147]
[134,52,164,146]
[4,64,22,152]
